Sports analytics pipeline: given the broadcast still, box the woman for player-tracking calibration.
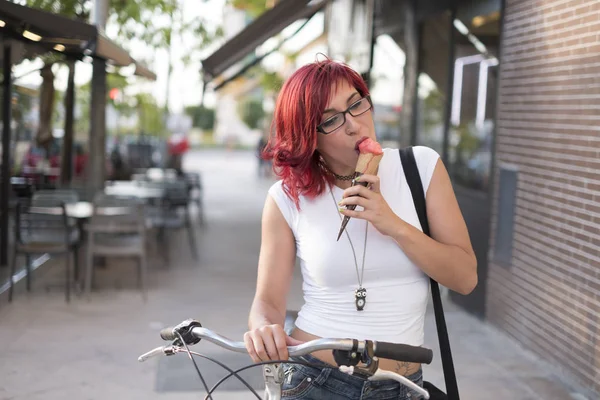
[245,58,477,399]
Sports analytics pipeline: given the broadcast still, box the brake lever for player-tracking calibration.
[138,345,177,362]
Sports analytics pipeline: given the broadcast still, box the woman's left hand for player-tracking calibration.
[338,174,405,237]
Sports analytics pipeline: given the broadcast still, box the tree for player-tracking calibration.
[37,63,56,147]
[75,79,160,137]
[237,97,265,130]
[12,86,34,142]
[229,0,272,18]
[258,69,284,94]
[184,105,215,131]
[107,73,136,121]
[135,93,165,136]
[19,0,219,124]
[74,81,90,138]
[30,0,223,121]
[18,1,87,147]
[422,88,444,129]
[137,0,223,116]
[18,0,221,184]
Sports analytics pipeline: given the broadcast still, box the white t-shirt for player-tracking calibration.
[267,146,440,346]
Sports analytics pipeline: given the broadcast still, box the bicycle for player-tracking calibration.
[138,318,434,399]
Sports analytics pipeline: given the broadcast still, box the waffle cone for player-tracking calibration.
[355,152,383,176]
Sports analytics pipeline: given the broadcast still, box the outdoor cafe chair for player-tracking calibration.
[84,195,148,301]
[143,180,198,265]
[8,200,81,303]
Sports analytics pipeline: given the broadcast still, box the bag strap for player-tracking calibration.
[399,147,460,400]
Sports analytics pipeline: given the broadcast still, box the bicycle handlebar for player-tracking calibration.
[159,325,433,365]
[374,341,433,364]
[143,320,433,399]
[160,326,180,341]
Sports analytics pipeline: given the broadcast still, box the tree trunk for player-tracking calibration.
[88,58,107,196]
[60,59,76,186]
[164,29,173,121]
[37,63,55,149]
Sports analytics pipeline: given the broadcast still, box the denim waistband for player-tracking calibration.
[288,353,423,391]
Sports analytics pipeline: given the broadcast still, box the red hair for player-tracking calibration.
[262,58,370,209]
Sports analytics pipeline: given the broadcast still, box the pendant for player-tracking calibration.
[355,287,367,311]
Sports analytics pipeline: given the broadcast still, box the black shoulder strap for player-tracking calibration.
[399,147,460,400]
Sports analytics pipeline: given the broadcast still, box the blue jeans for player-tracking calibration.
[281,354,424,399]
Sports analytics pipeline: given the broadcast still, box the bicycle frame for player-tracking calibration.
[262,363,284,400]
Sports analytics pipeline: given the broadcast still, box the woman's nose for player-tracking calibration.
[344,114,359,135]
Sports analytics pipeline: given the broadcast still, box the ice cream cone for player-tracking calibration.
[337,139,384,241]
[355,152,383,176]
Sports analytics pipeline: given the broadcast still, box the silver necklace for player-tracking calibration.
[329,186,369,311]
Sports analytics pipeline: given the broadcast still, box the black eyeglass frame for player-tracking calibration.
[316,95,373,135]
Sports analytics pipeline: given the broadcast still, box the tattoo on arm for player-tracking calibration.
[394,361,411,375]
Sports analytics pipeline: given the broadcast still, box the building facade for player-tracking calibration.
[487,0,600,395]
[403,0,599,395]
[333,0,599,395]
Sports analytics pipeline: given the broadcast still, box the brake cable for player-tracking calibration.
[169,320,371,399]
[204,359,341,400]
[175,331,216,399]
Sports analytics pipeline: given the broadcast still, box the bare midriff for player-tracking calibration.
[290,327,421,377]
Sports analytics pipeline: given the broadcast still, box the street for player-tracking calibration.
[0,149,586,400]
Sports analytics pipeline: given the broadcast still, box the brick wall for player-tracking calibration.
[488,0,600,395]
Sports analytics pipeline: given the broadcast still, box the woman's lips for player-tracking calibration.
[354,136,369,153]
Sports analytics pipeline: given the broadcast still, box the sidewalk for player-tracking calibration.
[0,149,589,400]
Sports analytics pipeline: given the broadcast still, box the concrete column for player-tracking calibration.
[400,0,419,148]
[1,42,12,267]
[93,0,109,30]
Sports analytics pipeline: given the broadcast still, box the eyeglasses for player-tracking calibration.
[317,96,373,135]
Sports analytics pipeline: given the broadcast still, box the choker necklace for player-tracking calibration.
[333,172,358,181]
[320,160,357,181]
[329,186,368,311]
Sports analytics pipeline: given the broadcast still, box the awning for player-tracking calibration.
[0,0,156,80]
[201,0,330,82]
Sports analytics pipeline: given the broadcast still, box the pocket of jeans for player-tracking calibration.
[406,369,425,399]
[409,369,423,387]
[281,366,315,398]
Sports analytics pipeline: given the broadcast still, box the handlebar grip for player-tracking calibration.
[160,327,177,341]
[374,342,433,364]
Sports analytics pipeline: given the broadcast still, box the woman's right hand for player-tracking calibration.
[244,324,304,363]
